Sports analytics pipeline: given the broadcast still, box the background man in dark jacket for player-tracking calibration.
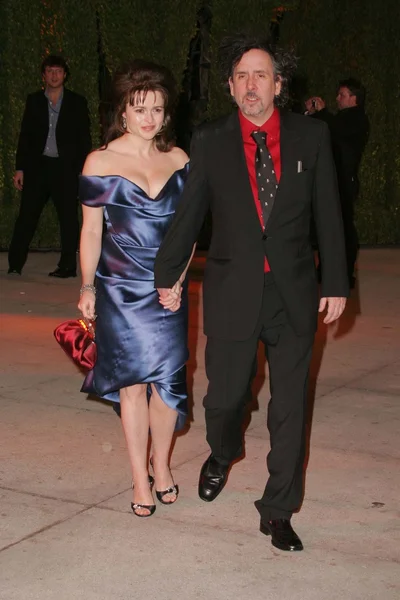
[8,55,91,277]
[155,35,348,552]
[306,78,369,287]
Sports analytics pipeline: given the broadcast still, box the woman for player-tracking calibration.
[78,60,190,517]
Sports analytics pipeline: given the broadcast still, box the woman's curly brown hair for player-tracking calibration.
[218,34,298,108]
[104,59,177,152]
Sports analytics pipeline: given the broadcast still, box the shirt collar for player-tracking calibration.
[239,107,280,142]
[45,87,64,109]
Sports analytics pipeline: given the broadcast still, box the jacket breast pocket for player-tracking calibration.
[291,168,314,196]
[296,167,314,179]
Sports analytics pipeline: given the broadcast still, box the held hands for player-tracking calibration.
[13,170,24,191]
[157,280,183,312]
[319,297,346,324]
[78,290,96,321]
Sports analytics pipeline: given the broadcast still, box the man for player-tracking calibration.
[155,35,348,552]
[306,79,369,287]
[8,55,91,277]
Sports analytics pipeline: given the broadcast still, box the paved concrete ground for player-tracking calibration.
[0,249,399,600]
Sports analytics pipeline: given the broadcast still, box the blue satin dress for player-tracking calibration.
[79,165,189,430]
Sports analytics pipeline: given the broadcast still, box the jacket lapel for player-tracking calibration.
[220,112,264,237]
[265,111,301,231]
[56,88,67,135]
[39,91,49,132]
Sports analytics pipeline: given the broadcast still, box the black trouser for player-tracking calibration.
[8,156,79,272]
[203,273,314,521]
[317,178,359,284]
[340,182,359,282]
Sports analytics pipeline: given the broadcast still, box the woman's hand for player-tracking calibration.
[157,280,182,312]
[78,290,96,321]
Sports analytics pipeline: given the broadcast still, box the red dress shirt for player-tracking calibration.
[239,108,281,272]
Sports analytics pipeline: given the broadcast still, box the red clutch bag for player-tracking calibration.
[54,318,97,370]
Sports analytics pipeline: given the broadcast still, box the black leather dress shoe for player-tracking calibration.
[198,455,229,502]
[8,268,21,275]
[48,268,77,278]
[260,519,304,552]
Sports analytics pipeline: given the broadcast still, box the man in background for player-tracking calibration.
[306,78,369,287]
[8,55,91,278]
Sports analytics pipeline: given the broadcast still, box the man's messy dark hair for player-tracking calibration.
[218,33,298,108]
[337,77,366,108]
[41,55,70,80]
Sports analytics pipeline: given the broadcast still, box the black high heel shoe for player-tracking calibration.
[130,475,156,518]
[150,458,179,505]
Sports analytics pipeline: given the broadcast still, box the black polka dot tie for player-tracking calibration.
[251,130,278,228]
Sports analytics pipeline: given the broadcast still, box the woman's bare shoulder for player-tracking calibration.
[82,148,113,176]
[168,146,189,169]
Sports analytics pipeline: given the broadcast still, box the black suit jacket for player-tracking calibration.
[313,106,369,199]
[155,110,349,340]
[15,88,91,174]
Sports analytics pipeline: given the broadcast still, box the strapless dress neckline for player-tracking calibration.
[80,162,189,201]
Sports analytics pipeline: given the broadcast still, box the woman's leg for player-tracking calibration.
[120,383,153,515]
[149,384,178,503]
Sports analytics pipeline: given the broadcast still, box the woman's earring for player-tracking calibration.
[122,116,127,129]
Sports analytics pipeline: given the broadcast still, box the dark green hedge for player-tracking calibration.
[0,0,42,245]
[0,0,200,249]
[0,0,100,248]
[1,0,398,247]
[280,0,400,244]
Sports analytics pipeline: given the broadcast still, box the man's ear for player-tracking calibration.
[275,75,282,98]
[228,77,234,97]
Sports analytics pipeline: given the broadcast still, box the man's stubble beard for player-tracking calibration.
[240,100,265,118]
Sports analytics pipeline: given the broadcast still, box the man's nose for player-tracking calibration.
[246,77,256,90]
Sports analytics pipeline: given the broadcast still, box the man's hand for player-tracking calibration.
[157,281,182,312]
[319,297,347,324]
[305,97,316,114]
[313,97,326,111]
[305,97,326,114]
[13,170,24,191]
